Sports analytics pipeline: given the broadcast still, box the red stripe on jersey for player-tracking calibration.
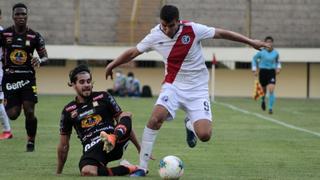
[164,25,195,83]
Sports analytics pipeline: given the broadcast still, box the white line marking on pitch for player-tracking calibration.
[216,101,320,138]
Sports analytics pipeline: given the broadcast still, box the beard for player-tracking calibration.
[76,87,92,100]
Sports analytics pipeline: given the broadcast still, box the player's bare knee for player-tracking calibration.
[8,112,19,120]
[81,167,97,176]
[197,131,212,142]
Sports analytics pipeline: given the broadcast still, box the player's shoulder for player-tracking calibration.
[180,20,194,26]
[91,91,114,101]
[149,24,162,34]
[1,26,14,34]
[63,101,77,113]
[26,27,42,37]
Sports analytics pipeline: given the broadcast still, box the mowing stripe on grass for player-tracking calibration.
[216,101,320,138]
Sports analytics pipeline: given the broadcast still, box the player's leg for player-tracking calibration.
[81,163,137,176]
[135,105,169,175]
[267,83,276,114]
[184,97,212,146]
[80,143,138,176]
[135,84,179,176]
[0,70,12,139]
[266,70,276,114]
[5,97,22,120]
[184,116,197,147]
[81,165,98,176]
[21,82,38,151]
[0,93,13,140]
[100,114,132,153]
[259,70,267,111]
[193,119,212,142]
[22,101,37,152]
[2,94,22,140]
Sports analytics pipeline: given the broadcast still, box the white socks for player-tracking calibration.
[0,103,11,132]
[139,126,158,170]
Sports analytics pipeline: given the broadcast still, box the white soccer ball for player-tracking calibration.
[159,155,184,180]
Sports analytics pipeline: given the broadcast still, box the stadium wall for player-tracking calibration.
[36,62,320,98]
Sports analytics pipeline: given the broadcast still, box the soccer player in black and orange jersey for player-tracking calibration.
[0,3,48,151]
[56,64,142,176]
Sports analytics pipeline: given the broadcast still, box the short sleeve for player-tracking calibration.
[59,109,73,135]
[35,32,46,52]
[104,92,122,117]
[193,23,215,40]
[136,33,154,53]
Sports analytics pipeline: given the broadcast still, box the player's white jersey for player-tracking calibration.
[137,21,215,91]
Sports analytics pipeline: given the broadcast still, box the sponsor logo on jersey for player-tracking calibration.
[10,49,28,65]
[71,110,78,118]
[3,32,13,36]
[84,136,101,152]
[79,109,94,119]
[93,101,99,107]
[161,95,169,102]
[27,34,36,39]
[6,37,12,44]
[181,35,190,44]
[271,78,275,82]
[81,114,102,128]
[93,94,104,101]
[65,104,77,112]
[82,132,93,142]
[6,80,30,90]
[26,40,30,46]
[93,125,114,134]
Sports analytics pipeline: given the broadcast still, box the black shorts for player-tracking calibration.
[78,138,130,171]
[259,69,276,87]
[2,77,38,109]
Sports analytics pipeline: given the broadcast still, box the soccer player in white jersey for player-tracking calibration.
[105,5,270,176]
[0,8,13,140]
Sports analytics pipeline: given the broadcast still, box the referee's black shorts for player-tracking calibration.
[259,69,276,87]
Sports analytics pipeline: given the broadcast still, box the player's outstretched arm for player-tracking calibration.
[213,28,270,50]
[56,134,71,175]
[105,47,142,80]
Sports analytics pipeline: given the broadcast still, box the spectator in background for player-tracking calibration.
[126,72,140,97]
[113,70,126,97]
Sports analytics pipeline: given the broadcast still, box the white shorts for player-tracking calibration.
[155,83,212,124]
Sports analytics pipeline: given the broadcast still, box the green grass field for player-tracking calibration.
[0,95,320,180]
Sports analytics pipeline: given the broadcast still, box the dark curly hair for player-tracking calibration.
[12,3,28,12]
[68,64,91,86]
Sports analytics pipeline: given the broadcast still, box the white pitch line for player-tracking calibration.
[216,101,320,138]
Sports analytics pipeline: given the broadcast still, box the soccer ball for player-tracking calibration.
[159,155,184,180]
